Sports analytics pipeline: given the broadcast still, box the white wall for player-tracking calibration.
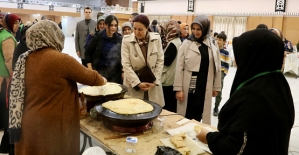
[49,0,87,5]
[0,2,17,8]
[141,0,299,15]
[286,0,299,12]
[142,0,187,14]
[89,0,103,6]
[55,6,77,13]
[195,0,275,13]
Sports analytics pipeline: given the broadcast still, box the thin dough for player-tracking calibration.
[79,82,122,96]
[102,98,154,114]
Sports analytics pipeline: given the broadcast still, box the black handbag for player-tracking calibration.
[135,66,156,83]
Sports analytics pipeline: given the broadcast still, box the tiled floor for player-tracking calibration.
[1,37,299,154]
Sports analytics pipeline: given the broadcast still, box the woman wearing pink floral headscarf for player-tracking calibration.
[160,19,181,112]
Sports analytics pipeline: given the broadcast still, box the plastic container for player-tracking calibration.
[152,116,165,133]
[126,137,138,153]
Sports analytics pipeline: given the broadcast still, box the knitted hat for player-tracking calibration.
[97,16,105,23]
[121,22,132,35]
[122,22,132,30]
[3,14,21,32]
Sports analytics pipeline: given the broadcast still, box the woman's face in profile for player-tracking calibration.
[133,22,147,39]
[191,24,202,39]
[13,20,20,33]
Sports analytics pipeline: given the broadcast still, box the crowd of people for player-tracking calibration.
[0,6,295,155]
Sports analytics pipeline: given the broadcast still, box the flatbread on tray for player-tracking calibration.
[78,82,122,96]
[102,98,154,114]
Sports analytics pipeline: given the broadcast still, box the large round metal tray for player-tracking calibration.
[94,100,162,128]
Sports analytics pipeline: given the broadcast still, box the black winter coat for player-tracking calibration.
[85,30,122,84]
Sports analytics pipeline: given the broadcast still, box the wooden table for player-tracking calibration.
[80,110,213,155]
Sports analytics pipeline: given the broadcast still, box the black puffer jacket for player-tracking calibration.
[85,30,123,84]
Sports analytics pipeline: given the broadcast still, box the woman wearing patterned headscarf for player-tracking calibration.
[0,13,20,154]
[160,19,181,113]
[173,15,221,125]
[9,20,107,155]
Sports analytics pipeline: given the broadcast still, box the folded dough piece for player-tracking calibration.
[194,125,202,133]
[177,146,190,155]
[170,133,187,148]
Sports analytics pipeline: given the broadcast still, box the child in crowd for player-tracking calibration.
[213,33,230,116]
[121,22,132,35]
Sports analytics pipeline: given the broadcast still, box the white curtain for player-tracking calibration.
[234,17,247,38]
[213,16,247,41]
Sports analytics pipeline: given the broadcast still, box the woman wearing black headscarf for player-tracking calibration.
[197,29,295,155]
[173,15,221,125]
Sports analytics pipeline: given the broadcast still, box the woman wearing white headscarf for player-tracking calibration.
[9,20,107,155]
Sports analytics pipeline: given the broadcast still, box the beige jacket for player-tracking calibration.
[121,32,165,107]
[173,37,221,125]
[0,38,15,91]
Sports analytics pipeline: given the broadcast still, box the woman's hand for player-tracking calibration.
[138,83,155,91]
[212,90,218,97]
[196,127,210,144]
[176,91,184,101]
[87,63,93,70]
[102,77,107,85]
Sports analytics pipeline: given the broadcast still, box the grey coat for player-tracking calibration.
[121,32,165,107]
[75,19,96,59]
[173,37,221,125]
